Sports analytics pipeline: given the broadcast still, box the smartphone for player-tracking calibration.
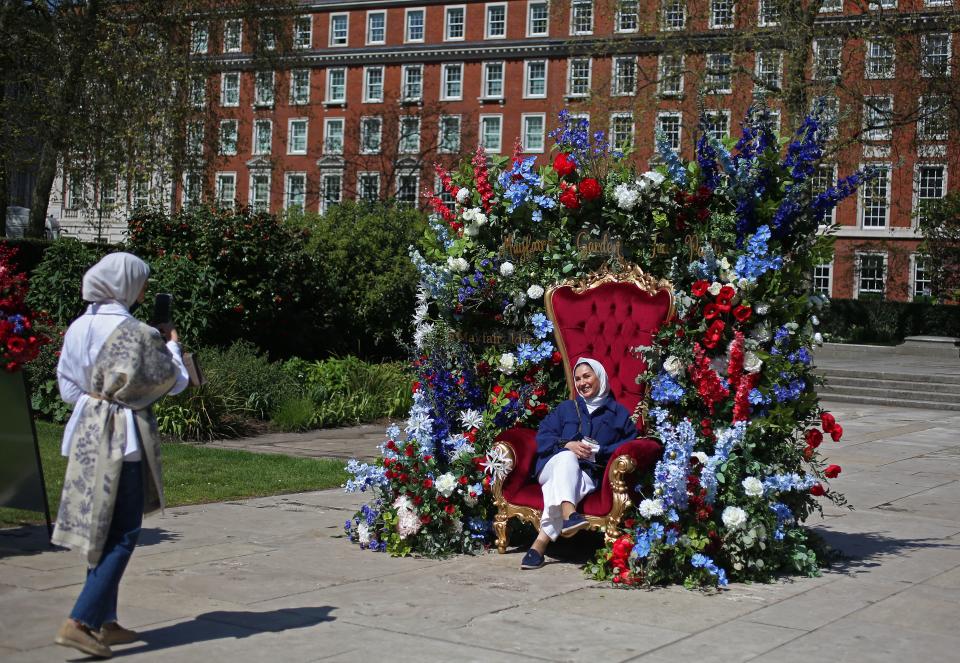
[153,293,173,325]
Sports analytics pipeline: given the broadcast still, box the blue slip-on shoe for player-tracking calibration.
[560,512,590,536]
[520,548,545,569]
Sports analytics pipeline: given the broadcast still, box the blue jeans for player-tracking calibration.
[70,461,144,630]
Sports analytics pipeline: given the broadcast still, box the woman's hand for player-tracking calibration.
[157,323,178,343]
[564,440,594,460]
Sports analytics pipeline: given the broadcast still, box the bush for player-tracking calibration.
[155,385,252,441]
[24,323,72,423]
[820,299,960,343]
[25,238,113,327]
[271,395,316,432]
[200,341,298,419]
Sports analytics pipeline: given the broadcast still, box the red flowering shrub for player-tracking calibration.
[0,245,50,372]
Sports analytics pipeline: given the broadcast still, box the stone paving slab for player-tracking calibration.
[2,399,960,662]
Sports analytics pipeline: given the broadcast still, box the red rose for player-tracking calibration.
[830,424,843,442]
[551,350,563,364]
[412,381,421,393]
[404,445,415,457]
[552,152,577,177]
[821,412,837,432]
[458,475,469,485]
[534,403,549,416]
[398,473,408,483]
[444,504,456,515]
[624,518,636,529]
[733,305,752,322]
[386,440,396,450]
[579,177,602,201]
[492,385,503,395]
[691,280,710,297]
[824,464,842,479]
[423,455,432,462]
[464,429,476,442]
[558,183,580,210]
[422,478,434,489]
[805,428,823,449]
[420,514,432,524]
[810,483,826,496]
[413,495,423,505]
[703,303,720,320]
[717,285,736,305]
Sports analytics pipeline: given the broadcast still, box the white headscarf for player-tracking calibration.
[574,357,610,414]
[82,252,150,309]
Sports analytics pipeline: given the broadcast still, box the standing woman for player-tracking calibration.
[52,253,188,658]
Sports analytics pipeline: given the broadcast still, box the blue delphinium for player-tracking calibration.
[763,473,816,494]
[650,408,697,513]
[689,244,720,281]
[734,225,783,282]
[344,459,388,493]
[696,130,722,190]
[656,130,687,186]
[700,421,748,503]
[530,312,554,339]
[651,372,686,403]
[690,552,729,586]
[770,502,794,541]
[428,216,455,250]
[787,348,811,365]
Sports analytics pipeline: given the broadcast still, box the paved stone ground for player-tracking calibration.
[1,398,958,662]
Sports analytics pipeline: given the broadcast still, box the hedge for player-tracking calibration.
[820,299,960,344]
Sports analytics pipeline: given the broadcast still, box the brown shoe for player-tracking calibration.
[54,619,113,658]
[99,621,139,646]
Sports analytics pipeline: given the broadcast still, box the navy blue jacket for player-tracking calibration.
[533,396,637,479]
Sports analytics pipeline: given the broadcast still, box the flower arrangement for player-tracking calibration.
[346,107,869,587]
[0,245,50,372]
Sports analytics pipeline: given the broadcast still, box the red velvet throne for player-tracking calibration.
[490,266,674,553]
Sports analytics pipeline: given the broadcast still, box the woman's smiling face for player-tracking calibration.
[574,363,599,399]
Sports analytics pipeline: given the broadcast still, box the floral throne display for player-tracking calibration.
[345,106,867,589]
[490,265,673,552]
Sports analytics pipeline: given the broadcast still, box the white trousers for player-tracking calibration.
[537,450,596,541]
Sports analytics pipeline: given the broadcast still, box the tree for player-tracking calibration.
[918,191,960,301]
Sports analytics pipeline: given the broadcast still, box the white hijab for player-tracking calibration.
[82,252,150,309]
[575,357,610,414]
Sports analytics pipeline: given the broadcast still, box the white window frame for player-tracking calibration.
[709,0,734,29]
[811,163,838,225]
[366,10,387,45]
[190,76,206,109]
[252,119,272,156]
[402,64,423,102]
[527,1,549,37]
[658,53,684,97]
[329,13,349,47]
[215,172,237,209]
[223,19,242,53]
[854,252,887,300]
[321,172,343,213]
[610,112,635,150]
[921,33,952,78]
[863,96,894,142]
[914,163,947,227]
[254,71,275,107]
[858,163,891,228]
[218,119,238,156]
[755,50,783,92]
[359,116,383,154]
[918,94,950,141]
[445,5,466,41]
[357,171,381,201]
[323,118,345,155]
[326,67,347,104]
[612,56,637,96]
[220,72,240,107]
[657,111,683,151]
[438,115,462,154]
[570,0,594,36]
[290,69,310,105]
[524,59,548,98]
[820,0,843,11]
[287,118,308,155]
[814,37,842,81]
[405,7,426,43]
[485,3,508,39]
[865,37,896,79]
[183,172,202,207]
[293,15,313,50]
[758,0,780,27]
[248,171,271,212]
[703,109,730,142]
[910,253,933,299]
[482,61,505,99]
[480,114,503,153]
[705,52,732,94]
[522,113,546,153]
[813,262,834,297]
[661,0,686,31]
[395,171,420,206]
[616,0,639,33]
[284,172,307,212]
[191,21,209,54]
[363,66,384,103]
[567,57,592,97]
[441,63,464,101]
[399,115,421,154]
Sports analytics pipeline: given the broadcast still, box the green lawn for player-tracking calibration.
[0,421,349,527]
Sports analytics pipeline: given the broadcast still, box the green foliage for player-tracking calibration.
[24,239,113,327]
[199,341,298,419]
[271,396,317,432]
[820,299,960,344]
[24,323,72,424]
[155,384,252,442]
[917,191,960,301]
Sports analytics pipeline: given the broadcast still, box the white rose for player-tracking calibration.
[464,223,480,237]
[814,332,824,346]
[614,183,639,211]
[527,284,545,299]
[663,355,683,378]
[742,351,763,374]
[721,506,748,530]
[474,212,488,226]
[456,187,470,203]
[719,257,731,270]
[642,171,665,187]
[691,451,709,466]
[500,262,515,277]
[447,256,469,273]
[810,315,820,326]
[708,281,723,296]
[435,472,458,498]
[462,207,478,222]
[741,477,764,498]
[357,522,371,545]
[638,498,664,518]
[498,352,517,374]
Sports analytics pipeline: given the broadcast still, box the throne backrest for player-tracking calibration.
[545,267,674,425]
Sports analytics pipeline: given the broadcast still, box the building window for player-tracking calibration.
[921,33,951,77]
[132,179,150,208]
[709,0,733,29]
[223,19,242,53]
[918,95,949,141]
[571,0,593,35]
[912,255,933,299]
[360,116,382,154]
[813,95,839,141]
[221,72,240,106]
[396,172,419,205]
[98,177,117,211]
[813,263,833,296]
[253,120,271,155]
[366,11,386,45]
[249,172,270,212]
[860,165,890,228]
[290,69,310,105]
[284,172,306,212]
[865,37,895,79]
[610,112,634,150]
[926,0,953,6]
[567,58,592,97]
[190,76,206,109]
[758,0,780,26]
[814,38,842,81]
[527,1,549,36]
[399,116,421,153]
[820,0,843,10]
[483,62,505,99]
[661,0,686,31]
[868,0,897,9]
[480,115,502,152]
[525,60,547,97]
[66,175,85,209]
[364,66,384,103]
[442,63,463,100]
[439,115,462,153]
[329,14,349,47]
[288,119,308,155]
[215,172,236,209]
[324,118,344,155]
[916,164,946,225]
[254,71,274,107]
[657,112,682,151]
[406,8,425,42]
[486,4,507,38]
[358,172,381,201]
[183,173,202,207]
[705,53,732,93]
[703,110,730,141]
[402,65,423,102]
[811,163,837,224]
[863,96,893,141]
[259,20,277,51]
[658,54,684,97]
[293,16,312,49]
[522,113,546,152]
[326,68,346,103]
[218,120,238,155]
[321,173,342,213]
[191,22,208,54]
[617,0,639,32]
[445,6,465,41]
[755,51,782,92]
[856,253,886,298]
[612,57,637,96]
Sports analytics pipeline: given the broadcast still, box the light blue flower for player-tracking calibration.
[530,313,554,339]
[691,553,709,568]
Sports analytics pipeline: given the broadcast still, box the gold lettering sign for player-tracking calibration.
[500,235,555,261]
[575,231,623,260]
[456,329,528,346]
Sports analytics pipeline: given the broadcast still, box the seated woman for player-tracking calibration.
[521,357,637,569]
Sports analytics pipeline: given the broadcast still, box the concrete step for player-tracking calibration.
[822,375,960,395]
[813,367,960,386]
[818,383,960,405]
[814,392,960,412]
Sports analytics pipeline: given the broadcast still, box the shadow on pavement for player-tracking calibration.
[816,527,958,574]
[112,607,336,657]
[0,526,180,559]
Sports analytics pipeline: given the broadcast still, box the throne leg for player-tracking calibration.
[493,511,509,554]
